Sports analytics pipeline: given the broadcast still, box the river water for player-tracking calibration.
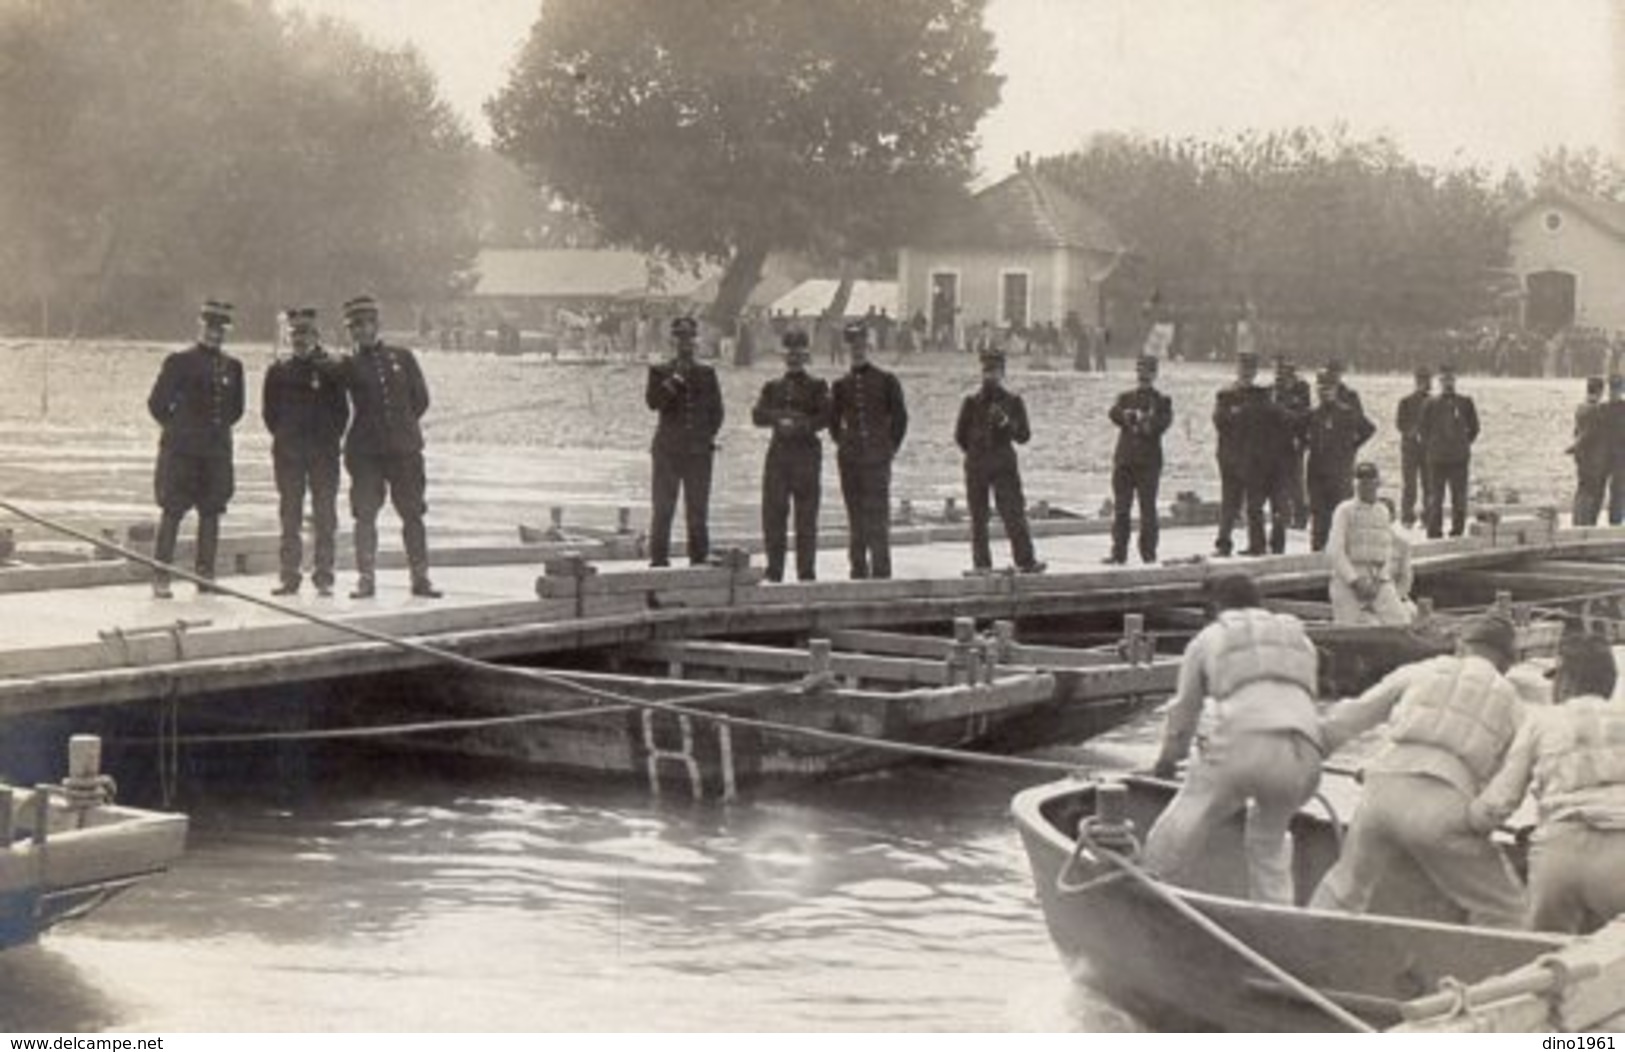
[0,340,1579,1031]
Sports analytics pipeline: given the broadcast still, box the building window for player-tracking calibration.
[1544,211,1563,232]
[1000,270,1031,329]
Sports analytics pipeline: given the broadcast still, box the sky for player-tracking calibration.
[285,0,1621,178]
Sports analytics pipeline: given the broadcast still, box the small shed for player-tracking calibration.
[1508,190,1625,334]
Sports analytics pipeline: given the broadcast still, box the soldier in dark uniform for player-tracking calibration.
[1106,355,1173,564]
[1604,376,1625,526]
[751,329,829,582]
[830,319,908,579]
[1419,361,1480,539]
[955,347,1044,574]
[1569,376,1608,527]
[338,295,439,599]
[646,315,724,567]
[1212,351,1277,556]
[1326,358,1364,417]
[1394,366,1433,529]
[1271,355,1313,535]
[147,299,245,598]
[1304,370,1376,551]
[263,307,349,597]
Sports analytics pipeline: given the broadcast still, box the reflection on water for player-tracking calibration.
[14,731,1155,1032]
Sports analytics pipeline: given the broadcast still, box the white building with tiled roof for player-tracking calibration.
[1508,189,1625,333]
[896,162,1130,347]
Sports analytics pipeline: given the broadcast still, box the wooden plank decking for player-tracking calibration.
[1,512,1620,717]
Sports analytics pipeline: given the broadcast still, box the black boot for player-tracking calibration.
[152,510,183,598]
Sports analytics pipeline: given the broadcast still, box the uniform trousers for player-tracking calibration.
[274,446,340,588]
[1574,469,1609,528]
[1424,457,1471,538]
[1525,822,1625,934]
[1399,443,1429,528]
[965,452,1036,570]
[1215,461,1267,555]
[1144,727,1323,906]
[1308,771,1526,928]
[1609,462,1625,526]
[761,445,820,582]
[1110,460,1161,563]
[347,449,429,581]
[1307,468,1353,552]
[649,447,714,567]
[153,449,233,583]
[838,457,893,579]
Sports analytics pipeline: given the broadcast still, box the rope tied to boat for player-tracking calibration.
[1059,793,1378,1034]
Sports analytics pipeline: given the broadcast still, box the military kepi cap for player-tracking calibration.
[1354,461,1379,481]
[1414,365,1433,379]
[842,320,868,343]
[978,345,1006,365]
[199,299,234,326]
[670,315,699,339]
[781,329,809,351]
[342,295,379,320]
[284,306,318,332]
[1135,355,1159,375]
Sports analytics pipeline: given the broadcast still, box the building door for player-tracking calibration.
[1001,271,1030,330]
[930,272,958,348]
[1525,270,1576,333]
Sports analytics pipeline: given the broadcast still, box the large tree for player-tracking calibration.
[487,0,1002,325]
[0,0,478,337]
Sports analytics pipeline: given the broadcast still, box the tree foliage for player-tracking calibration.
[488,0,1002,324]
[0,0,478,337]
[1038,128,1513,328]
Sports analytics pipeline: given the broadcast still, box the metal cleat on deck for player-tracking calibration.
[97,619,212,665]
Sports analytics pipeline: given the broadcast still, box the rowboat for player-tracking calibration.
[1012,775,1625,1032]
[2,736,187,951]
[337,634,1060,800]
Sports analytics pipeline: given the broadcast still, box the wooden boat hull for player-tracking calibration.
[338,664,1055,800]
[1012,777,1568,1031]
[0,802,187,951]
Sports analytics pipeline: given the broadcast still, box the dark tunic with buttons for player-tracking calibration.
[954,384,1036,570]
[263,350,350,585]
[337,342,433,576]
[147,343,245,514]
[752,370,830,581]
[830,362,908,578]
[645,359,724,566]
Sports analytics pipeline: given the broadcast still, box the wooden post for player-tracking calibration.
[1415,596,1434,623]
[943,496,960,523]
[1495,590,1513,619]
[992,620,1017,664]
[898,498,914,525]
[617,507,633,535]
[31,787,49,846]
[807,638,833,691]
[949,617,980,684]
[0,788,12,844]
[68,735,101,782]
[1121,613,1151,665]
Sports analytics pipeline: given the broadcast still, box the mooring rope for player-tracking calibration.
[0,498,1104,777]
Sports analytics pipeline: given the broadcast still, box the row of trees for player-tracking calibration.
[1036,129,1520,329]
[0,0,478,337]
[4,0,1624,342]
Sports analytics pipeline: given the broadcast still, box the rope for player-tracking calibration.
[0,498,1100,778]
[1077,824,1378,1033]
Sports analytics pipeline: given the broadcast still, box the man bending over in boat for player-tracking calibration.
[1144,574,1325,905]
[1309,612,1527,927]
[1468,629,1625,934]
